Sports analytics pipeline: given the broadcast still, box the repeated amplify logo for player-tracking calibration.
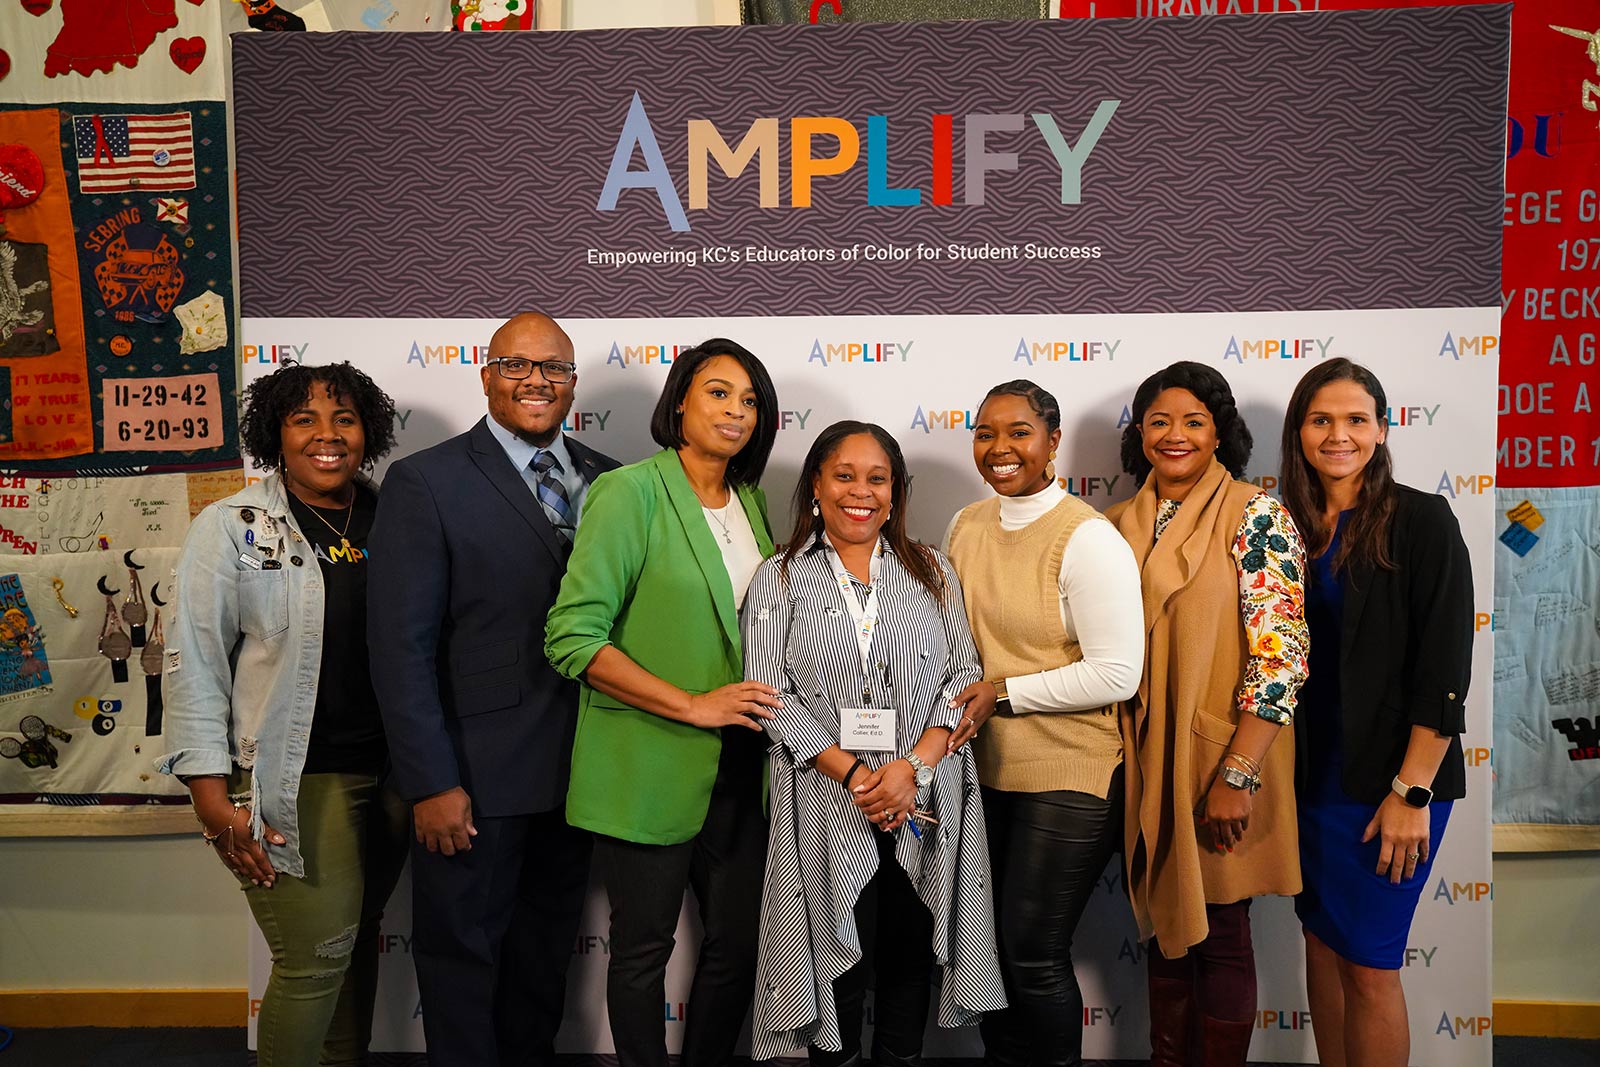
[562,411,612,432]
[808,339,913,365]
[1436,1012,1492,1039]
[1432,877,1492,904]
[1404,946,1439,968]
[1257,1009,1311,1031]
[1552,716,1600,761]
[1222,335,1331,363]
[1059,473,1124,498]
[1384,403,1440,428]
[1435,471,1493,498]
[1013,337,1120,364]
[406,341,490,367]
[597,92,1121,232]
[910,405,978,433]
[1438,332,1497,359]
[244,342,309,364]
[606,342,692,367]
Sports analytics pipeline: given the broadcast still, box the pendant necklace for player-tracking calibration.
[302,494,356,554]
[705,502,734,545]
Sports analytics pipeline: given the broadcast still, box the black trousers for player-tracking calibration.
[410,807,591,1067]
[810,828,936,1067]
[594,731,767,1067]
[979,767,1123,1067]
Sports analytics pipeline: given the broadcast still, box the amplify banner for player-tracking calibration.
[234,11,1507,1063]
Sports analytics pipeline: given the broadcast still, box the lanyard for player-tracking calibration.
[825,536,884,700]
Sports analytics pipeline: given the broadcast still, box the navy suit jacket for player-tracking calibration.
[368,417,621,816]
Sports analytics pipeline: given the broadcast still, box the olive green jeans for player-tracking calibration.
[231,768,409,1066]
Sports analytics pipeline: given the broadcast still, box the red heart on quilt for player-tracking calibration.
[20,0,51,15]
[0,49,10,82]
[170,36,206,74]
[185,0,205,5]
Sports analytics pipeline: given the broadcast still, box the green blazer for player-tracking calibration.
[546,448,775,845]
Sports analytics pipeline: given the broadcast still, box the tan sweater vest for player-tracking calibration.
[947,494,1124,797]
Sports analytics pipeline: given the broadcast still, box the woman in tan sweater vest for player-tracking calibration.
[943,381,1144,1067]
[1105,362,1309,1067]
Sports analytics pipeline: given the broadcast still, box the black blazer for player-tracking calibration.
[1294,484,1474,805]
[368,417,620,816]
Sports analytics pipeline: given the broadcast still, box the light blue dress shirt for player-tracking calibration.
[483,415,591,527]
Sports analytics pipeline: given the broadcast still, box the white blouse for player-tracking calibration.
[704,497,764,610]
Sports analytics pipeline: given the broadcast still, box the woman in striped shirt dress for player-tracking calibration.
[741,421,1006,1066]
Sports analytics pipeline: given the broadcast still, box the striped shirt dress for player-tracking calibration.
[741,535,1007,1059]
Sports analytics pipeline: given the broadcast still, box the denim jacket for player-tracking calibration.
[155,473,343,878]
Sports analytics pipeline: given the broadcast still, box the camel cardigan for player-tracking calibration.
[1106,459,1302,956]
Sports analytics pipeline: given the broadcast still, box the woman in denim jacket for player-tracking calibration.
[158,362,406,1066]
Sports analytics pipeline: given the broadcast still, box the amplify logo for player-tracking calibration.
[1385,403,1441,428]
[574,934,612,955]
[598,92,1121,232]
[1436,1012,1492,1039]
[406,341,490,367]
[1552,716,1600,761]
[1083,1006,1121,1027]
[910,406,977,433]
[1404,946,1439,968]
[780,408,813,431]
[1432,877,1492,904]
[1059,473,1123,498]
[1223,335,1331,363]
[379,932,414,954]
[606,342,691,367]
[1438,333,1497,359]
[1257,1009,1312,1031]
[563,410,612,432]
[244,342,309,364]
[1013,337,1120,364]
[1435,472,1493,498]
[808,339,913,365]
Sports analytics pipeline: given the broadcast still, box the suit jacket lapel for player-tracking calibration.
[652,450,743,658]
[467,418,564,564]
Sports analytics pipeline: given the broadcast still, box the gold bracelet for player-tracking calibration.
[1224,751,1262,775]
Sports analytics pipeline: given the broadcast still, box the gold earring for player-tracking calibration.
[1045,449,1057,483]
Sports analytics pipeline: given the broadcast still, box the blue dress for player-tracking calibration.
[1294,512,1451,970]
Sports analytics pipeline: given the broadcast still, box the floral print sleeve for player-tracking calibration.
[1232,494,1308,725]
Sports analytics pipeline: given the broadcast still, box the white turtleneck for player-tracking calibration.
[942,480,1144,714]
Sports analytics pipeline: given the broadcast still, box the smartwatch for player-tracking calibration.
[1392,775,1433,808]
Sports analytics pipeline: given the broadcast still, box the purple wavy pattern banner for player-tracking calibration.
[233,7,1509,318]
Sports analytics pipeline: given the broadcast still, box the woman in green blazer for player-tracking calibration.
[546,338,782,1067]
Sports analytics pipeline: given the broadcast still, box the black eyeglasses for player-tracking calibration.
[490,358,576,383]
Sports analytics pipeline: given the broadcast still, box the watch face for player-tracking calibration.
[1405,785,1432,808]
[914,766,934,788]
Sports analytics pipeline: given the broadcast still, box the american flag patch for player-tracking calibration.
[72,113,196,195]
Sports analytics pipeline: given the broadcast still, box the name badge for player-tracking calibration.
[841,706,895,752]
[238,551,263,571]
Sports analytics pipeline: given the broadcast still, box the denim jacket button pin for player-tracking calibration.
[290,556,304,567]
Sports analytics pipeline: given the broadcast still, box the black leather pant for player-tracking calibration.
[979,767,1124,1067]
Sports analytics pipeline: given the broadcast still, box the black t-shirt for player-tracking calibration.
[286,484,385,776]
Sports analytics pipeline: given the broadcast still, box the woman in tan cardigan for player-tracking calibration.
[1105,362,1308,1067]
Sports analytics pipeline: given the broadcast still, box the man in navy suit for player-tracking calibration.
[369,312,621,1065]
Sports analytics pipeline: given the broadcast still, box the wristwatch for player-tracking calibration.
[1392,775,1433,808]
[991,678,1012,715]
[1219,765,1260,793]
[904,752,935,789]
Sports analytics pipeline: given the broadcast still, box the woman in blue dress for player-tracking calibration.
[1278,358,1474,1067]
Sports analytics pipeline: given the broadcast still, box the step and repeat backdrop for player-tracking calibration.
[235,10,1506,1062]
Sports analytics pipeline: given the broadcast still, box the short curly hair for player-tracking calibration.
[1118,360,1253,485]
[238,362,398,471]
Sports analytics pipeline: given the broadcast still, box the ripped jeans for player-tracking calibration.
[230,768,409,1066]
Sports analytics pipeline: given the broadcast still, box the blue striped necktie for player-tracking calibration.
[530,450,575,544]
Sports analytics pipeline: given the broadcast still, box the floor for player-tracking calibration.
[0,1029,1596,1067]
